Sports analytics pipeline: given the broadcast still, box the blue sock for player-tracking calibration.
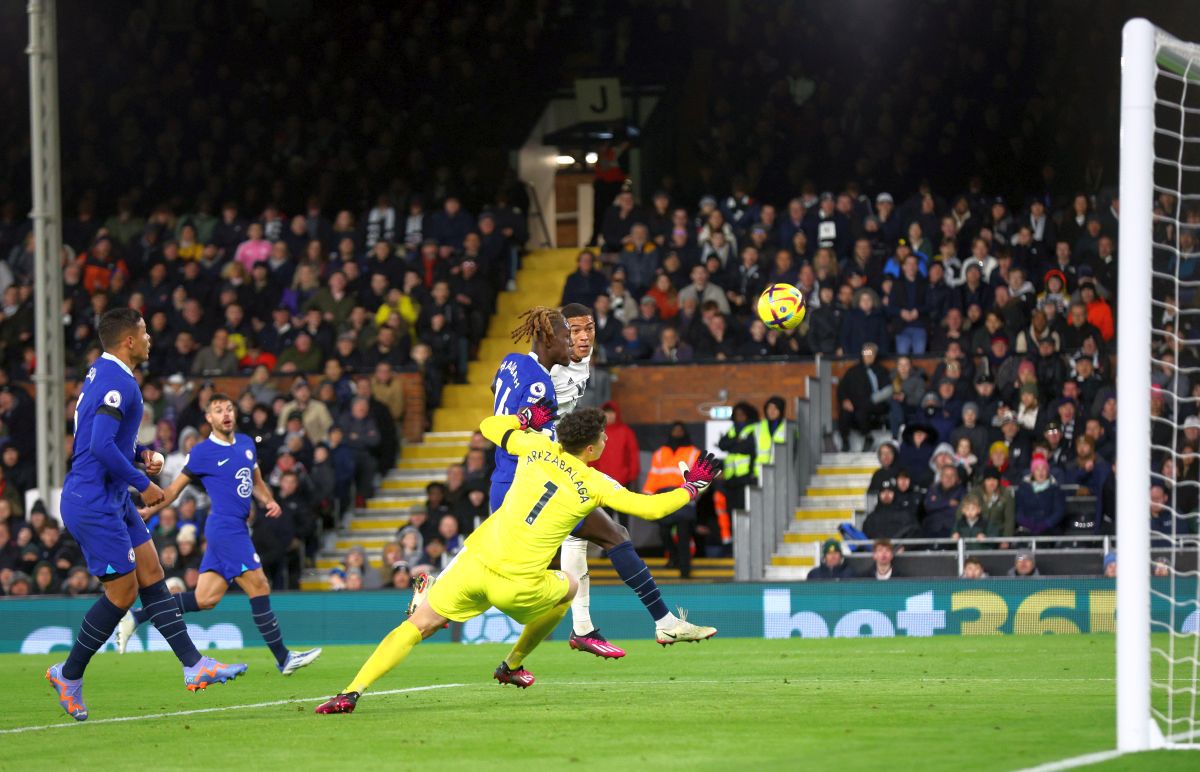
[250,595,289,666]
[132,591,201,625]
[62,594,127,680]
[607,540,670,622]
[139,580,201,668]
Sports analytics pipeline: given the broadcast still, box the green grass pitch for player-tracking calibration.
[0,636,1194,770]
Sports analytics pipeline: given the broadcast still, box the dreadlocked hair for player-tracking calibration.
[510,306,565,345]
[558,408,607,455]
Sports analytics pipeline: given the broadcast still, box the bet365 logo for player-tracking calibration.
[763,589,946,638]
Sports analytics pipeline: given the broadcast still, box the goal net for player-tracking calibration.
[1119,18,1200,752]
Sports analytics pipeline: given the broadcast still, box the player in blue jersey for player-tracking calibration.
[47,309,246,722]
[488,307,572,508]
[118,393,323,675]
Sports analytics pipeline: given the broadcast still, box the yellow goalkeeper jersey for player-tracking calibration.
[468,415,690,579]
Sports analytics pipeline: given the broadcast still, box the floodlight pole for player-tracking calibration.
[27,0,67,510]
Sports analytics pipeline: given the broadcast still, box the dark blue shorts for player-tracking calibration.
[489,479,512,514]
[199,522,261,582]
[61,498,152,578]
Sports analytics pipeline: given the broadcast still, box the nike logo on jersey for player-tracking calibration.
[217,459,230,466]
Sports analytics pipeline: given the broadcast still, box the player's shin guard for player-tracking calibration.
[560,536,593,636]
[505,594,571,670]
[607,540,671,622]
[62,594,128,680]
[250,595,290,667]
[131,591,200,625]
[344,620,422,695]
[139,580,202,668]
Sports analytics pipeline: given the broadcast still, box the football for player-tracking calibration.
[756,283,807,331]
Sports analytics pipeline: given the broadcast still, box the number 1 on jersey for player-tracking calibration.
[525,481,558,525]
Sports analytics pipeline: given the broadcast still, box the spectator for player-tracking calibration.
[887,356,927,438]
[677,265,731,315]
[953,492,1001,544]
[899,422,938,489]
[961,557,988,579]
[922,464,967,538]
[389,561,413,589]
[868,441,901,493]
[644,421,700,578]
[1008,552,1041,577]
[840,288,889,356]
[337,397,381,501]
[806,538,856,580]
[1015,453,1067,535]
[718,402,760,510]
[862,539,899,580]
[190,328,240,376]
[277,377,333,443]
[651,327,693,363]
[561,251,609,308]
[862,479,920,540]
[589,401,640,490]
[837,342,891,451]
[341,546,382,590]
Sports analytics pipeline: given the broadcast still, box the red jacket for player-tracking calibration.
[589,401,640,486]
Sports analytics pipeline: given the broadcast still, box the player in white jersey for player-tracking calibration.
[551,303,717,655]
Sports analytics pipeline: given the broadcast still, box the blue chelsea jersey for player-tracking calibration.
[63,353,147,513]
[491,352,557,482]
[182,433,258,530]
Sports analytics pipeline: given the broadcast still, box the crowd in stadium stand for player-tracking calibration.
[0,179,534,596]
[0,1,1190,594]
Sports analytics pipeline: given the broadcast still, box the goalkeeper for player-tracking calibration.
[316,400,722,714]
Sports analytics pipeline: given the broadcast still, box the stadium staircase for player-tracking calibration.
[763,450,877,581]
[301,249,581,590]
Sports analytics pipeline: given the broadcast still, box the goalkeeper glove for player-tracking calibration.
[517,397,558,432]
[678,453,723,500]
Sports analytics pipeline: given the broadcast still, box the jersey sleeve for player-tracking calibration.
[89,411,151,492]
[180,447,203,480]
[479,414,554,457]
[590,468,689,521]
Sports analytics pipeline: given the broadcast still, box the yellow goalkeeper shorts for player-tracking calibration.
[427,549,571,625]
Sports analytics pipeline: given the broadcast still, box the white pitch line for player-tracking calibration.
[0,683,465,735]
[1016,749,1127,772]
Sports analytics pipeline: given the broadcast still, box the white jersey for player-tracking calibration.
[551,353,591,415]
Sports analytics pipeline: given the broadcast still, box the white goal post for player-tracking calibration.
[1118,18,1200,753]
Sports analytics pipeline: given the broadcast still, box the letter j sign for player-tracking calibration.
[575,78,623,121]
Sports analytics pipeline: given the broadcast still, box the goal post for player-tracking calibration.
[1118,18,1200,753]
[1116,16,1155,753]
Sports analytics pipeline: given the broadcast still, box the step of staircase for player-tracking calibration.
[799,495,867,510]
[788,518,847,534]
[365,495,425,509]
[796,508,855,520]
[806,474,873,488]
[770,555,816,567]
[764,565,812,581]
[783,532,837,543]
[815,465,878,476]
[819,452,878,465]
[400,443,470,460]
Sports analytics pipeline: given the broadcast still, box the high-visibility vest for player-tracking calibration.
[723,424,758,480]
[755,419,791,465]
[643,445,701,494]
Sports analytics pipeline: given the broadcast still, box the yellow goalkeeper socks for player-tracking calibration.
[504,595,571,670]
[345,620,422,694]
